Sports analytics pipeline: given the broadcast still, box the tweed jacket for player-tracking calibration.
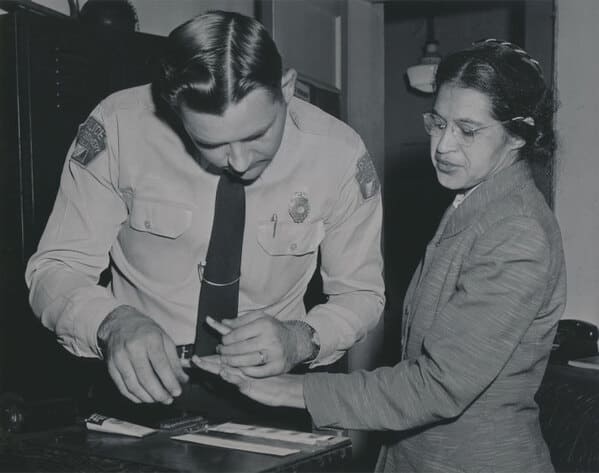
[304,160,566,472]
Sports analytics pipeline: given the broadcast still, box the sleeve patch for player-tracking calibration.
[71,116,106,166]
[355,153,380,200]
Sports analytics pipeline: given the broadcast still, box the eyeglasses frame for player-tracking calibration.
[422,112,532,148]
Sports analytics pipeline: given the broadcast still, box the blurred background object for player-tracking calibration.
[78,0,138,31]
[405,15,441,93]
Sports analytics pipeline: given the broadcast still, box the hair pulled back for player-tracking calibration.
[435,39,557,163]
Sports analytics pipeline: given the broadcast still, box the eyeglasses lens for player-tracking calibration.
[422,113,477,148]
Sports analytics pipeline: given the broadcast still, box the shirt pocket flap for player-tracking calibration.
[130,199,192,239]
[257,221,324,256]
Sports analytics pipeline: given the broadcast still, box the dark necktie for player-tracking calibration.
[193,174,245,357]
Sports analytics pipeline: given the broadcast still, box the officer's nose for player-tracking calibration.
[227,143,251,174]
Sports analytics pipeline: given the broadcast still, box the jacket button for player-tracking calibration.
[144,220,152,229]
[290,243,297,251]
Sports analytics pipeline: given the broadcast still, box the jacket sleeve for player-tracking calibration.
[304,216,553,429]
[25,106,127,358]
[306,142,385,367]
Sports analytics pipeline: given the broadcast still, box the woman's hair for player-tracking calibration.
[434,39,557,163]
[154,10,283,115]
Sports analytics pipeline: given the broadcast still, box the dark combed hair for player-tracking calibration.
[153,10,283,115]
[434,39,557,163]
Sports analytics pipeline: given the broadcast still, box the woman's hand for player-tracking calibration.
[192,355,306,409]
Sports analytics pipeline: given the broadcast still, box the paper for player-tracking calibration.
[172,433,300,456]
[207,422,336,445]
[85,413,157,438]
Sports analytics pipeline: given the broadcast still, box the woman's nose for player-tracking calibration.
[436,124,459,152]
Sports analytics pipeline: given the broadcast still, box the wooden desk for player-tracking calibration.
[0,424,351,472]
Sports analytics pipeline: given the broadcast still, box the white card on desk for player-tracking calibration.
[171,433,300,456]
[206,422,336,445]
[85,413,157,438]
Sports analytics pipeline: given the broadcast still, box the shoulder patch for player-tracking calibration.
[355,153,380,200]
[71,116,106,166]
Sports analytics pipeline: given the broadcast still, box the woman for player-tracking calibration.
[194,39,566,473]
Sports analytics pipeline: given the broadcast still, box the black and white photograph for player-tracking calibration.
[0,0,596,472]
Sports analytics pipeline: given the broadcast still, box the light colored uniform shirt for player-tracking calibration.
[25,85,385,366]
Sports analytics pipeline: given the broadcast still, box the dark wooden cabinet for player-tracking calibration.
[0,8,164,402]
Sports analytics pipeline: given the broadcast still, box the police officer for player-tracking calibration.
[26,10,384,414]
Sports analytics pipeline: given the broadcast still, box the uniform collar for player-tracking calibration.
[437,160,534,240]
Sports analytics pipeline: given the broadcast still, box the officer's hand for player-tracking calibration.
[208,313,312,377]
[97,305,189,404]
[192,355,306,409]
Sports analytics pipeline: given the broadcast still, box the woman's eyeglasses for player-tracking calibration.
[422,112,531,148]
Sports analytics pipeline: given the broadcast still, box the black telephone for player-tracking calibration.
[551,318,599,363]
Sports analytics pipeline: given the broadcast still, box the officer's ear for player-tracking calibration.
[281,68,297,105]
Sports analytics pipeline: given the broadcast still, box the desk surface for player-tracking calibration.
[0,424,351,472]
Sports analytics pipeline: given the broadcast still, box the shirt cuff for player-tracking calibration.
[305,307,352,367]
[63,293,121,358]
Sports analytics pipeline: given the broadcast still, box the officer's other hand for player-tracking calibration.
[97,305,189,404]
[210,313,308,377]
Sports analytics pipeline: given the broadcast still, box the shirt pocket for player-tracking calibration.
[257,221,324,256]
[129,198,192,239]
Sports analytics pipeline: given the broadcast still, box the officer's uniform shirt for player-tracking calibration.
[26,85,385,366]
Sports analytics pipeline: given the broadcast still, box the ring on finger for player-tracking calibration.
[257,350,266,366]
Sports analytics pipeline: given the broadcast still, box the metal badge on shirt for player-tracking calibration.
[355,153,380,200]
[71,116,106,166]
[288,192,310,223]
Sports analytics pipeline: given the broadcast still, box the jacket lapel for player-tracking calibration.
[440,160,534,240]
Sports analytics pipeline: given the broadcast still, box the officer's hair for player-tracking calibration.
[154,10,283,115]
[435,39,557,164]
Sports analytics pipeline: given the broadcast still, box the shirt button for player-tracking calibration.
[290,243,297,251]
[144,220,152,229]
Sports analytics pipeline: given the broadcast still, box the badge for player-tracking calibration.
[355,153,380,200]
[71,116,106,166]
[288,192,310,223]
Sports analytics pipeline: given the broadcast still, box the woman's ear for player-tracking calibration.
[509,134,526,152]
[281,68,297,104]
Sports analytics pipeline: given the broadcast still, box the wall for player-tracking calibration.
[345,0,385,184]
[554,0,599,326]
[129,0,254,36]
[1,0,255,33]
[9,0,70,15]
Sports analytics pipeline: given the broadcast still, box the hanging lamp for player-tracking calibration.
[406,16,441,93]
